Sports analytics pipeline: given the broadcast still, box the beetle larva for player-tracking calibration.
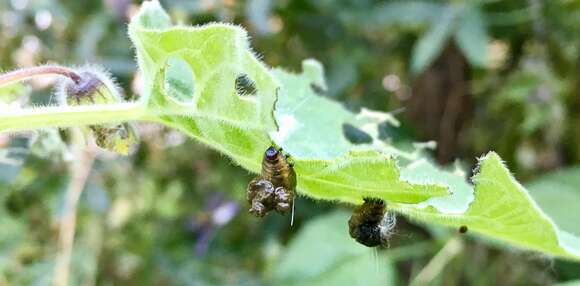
[247,146,296,217]
[348,198,396,247]
[261,147,296,191]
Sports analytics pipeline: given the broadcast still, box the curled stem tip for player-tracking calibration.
[0,65,82,87]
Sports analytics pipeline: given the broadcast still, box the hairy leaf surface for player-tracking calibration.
[2,0,579,260]
[127,2,580,259]
[129,1,279,171]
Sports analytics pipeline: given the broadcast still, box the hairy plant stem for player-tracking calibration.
[53,130,96,286]
[0,102,149,132]
[0,65,153,132]
[0,65,82,86]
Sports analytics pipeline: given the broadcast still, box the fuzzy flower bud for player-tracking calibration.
[58,66,138,155]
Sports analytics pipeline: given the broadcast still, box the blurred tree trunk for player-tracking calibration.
[406,43,472,164]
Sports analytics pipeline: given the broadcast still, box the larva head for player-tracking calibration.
[358,198,386,224]
[264,146,279,161]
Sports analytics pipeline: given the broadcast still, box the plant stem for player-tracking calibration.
[410,237,464,286]
[53,131,96,286]
[0,65,82,86]
[0,102,148,132]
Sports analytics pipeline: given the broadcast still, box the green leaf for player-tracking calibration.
[364,1,446,27]
[455,4,489,67]
[272,61,449,204]
[491,68,565,135]
[80,2,580,261]
[553,280,580,286]
[0,83,28,103]
[527,166,580,237]
[393,152,580,260]
[272,211,395,286]
[2,1,580,261]
[128,3,448,204]
[164,56,195,104]
[411,7,456,74]
[400,159,473,214]
[131,0,171,30]
[128,2,279,172]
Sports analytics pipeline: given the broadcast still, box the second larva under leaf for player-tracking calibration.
[348,198,396,247]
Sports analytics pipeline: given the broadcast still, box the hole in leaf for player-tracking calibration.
[342,123,373,144]
[310,83,325,95]
[377,121,406,141]
[164,56,195,104]
[343,103,361,114]
[235,74,257,96]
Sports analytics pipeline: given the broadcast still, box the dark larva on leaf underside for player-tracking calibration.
[348,198,396,247]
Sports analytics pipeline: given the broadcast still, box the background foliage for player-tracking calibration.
[1,0,580,285]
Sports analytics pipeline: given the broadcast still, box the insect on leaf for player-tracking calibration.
[272,211,396,286]
[124,1,580,260]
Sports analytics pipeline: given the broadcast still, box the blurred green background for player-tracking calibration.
[1,0,580,285]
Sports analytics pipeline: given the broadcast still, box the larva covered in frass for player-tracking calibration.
[247,146,296,217]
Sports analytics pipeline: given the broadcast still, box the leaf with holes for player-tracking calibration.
[271,60,449,204]
[128,3,448,205]
[392,153,580,260]
[128,0,279,172]
[2,0,580,261]
[123,2,580,259]
[272,60,580,260]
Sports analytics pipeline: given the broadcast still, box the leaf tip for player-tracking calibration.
[476,151,505,171]
[131,0,172,30]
